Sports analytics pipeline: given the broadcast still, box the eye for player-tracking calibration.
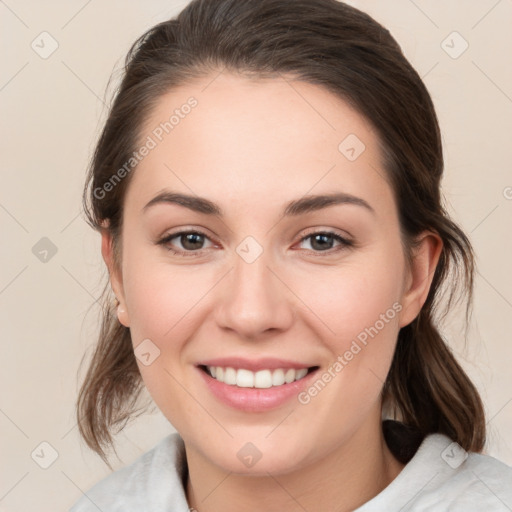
[157,228,353,258]
[157,229,214,257]
[297,230,353,254]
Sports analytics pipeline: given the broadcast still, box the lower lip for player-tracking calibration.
[197,366,319,412]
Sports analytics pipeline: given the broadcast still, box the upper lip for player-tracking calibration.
[197,357,316,372]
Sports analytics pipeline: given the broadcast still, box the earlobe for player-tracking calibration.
[100,228,131,327]
[398,231,443,328]
[116,302,130,327]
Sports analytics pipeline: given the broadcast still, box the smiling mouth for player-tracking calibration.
[199,365,319,389]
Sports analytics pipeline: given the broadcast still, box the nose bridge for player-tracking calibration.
[215,241,293,337]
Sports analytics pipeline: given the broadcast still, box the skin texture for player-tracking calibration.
[102,72,442,512]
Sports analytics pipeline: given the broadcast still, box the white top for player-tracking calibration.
[70,431,512,511]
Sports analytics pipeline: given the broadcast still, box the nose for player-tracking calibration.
[214,248,295,340]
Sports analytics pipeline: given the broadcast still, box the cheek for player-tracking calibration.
[121,240,203,341]
[121,255,206,429]
[294,245,405,408]
[123,230,405,357]
[303,252,404,347]
[119,234,405,449]
[291,258,403,430]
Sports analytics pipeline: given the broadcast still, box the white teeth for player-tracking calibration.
[284,368,295,384]
[206,366,310,388]
[296,368,308,380]
[224,367,237,385]
[236,369,254,388]
[254,370,272,389]
[272,369,285,386]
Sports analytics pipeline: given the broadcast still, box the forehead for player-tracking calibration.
[125,72,394,218]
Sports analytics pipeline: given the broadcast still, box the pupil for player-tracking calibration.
[312,234,332,251]
[183,233,203,250]
[180,233,334,251]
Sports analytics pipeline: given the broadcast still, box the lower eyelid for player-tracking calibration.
[158,230,353,255]
[160,231,214,251]
[298,233,352,250]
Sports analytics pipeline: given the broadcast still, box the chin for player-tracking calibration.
[199,436,314,476]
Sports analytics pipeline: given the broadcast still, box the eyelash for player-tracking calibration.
[156,229,354,258]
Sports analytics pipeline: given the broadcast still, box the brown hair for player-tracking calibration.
[78,0,485,467]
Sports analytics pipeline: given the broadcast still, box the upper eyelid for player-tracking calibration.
[160,229,216,245]
[159,228,352,250]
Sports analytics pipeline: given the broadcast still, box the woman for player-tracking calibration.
[70,0,512,510]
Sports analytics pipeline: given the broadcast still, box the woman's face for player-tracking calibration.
[106,72,437,475]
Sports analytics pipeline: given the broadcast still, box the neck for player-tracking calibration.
[185,421,404,512]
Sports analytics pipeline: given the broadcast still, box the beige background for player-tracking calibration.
[1,1,511,510]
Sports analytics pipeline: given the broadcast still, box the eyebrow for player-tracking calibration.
[143,190,375,217]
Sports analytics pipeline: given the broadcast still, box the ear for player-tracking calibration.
[398,231,443,328]
[101,228,130,327]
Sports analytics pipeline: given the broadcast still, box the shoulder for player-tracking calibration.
[68,432,190,512]
[357,431,512,511]
[433,439,512,506]
[437,445,512,505]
